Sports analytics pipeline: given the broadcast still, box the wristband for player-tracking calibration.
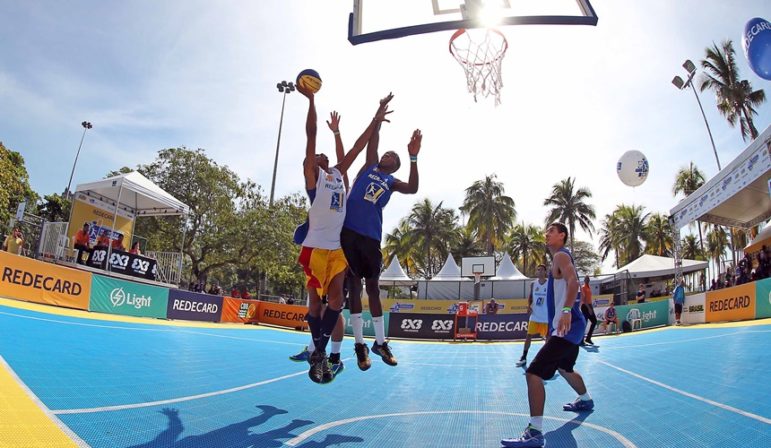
[333,131,340,135]
[561,306,572,314]
[410,155,418,163]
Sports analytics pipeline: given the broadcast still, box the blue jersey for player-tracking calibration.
[343,164,395,241]
[546,247,587,345]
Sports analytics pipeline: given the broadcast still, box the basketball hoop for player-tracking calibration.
[473,272,482,284]
[449,28,508,105]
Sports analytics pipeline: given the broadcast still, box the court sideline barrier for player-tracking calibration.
[682,293,706,325]
[705,282,755,323]
[593,299,670,331]
[379,298,529,314]
[221,297,260,323]
[388,312,529,340]
[755,277,771,319]
[0,250,92,310]
[167,289,223,322]
[89,274,169,318]
[250,301,309,330]
[341,310,389,337]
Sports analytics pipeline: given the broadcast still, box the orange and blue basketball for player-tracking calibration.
[297,69,322,93]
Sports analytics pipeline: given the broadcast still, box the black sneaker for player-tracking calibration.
[354,343,371,371]
[308,350,327,383]
[372,340,397,366]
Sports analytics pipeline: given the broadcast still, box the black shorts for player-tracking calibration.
[675,303,683,314]
[341,227,382,280]
[526,336,580,380]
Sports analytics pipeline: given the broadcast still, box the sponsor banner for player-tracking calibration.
[0,250,92,310]
[341,310,389,337]
[68,194,133,247]
[705,283,756,323]
[382,298,528,314]
[595,300,670,330]
[86,249,157,281]
[475,313,529,340]
[89,275,168,318]
[756,278,771,319]
[256,301,308,329]
[682,293,706,324]
[388,313,457,339]
[166,289,223,322]
[221,298,260,323]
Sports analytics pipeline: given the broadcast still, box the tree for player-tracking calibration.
[572,240,601,276]
[681,234,705,260]
[460,174,516,255]
[706,225,729,277]
[644,213,673,257]
[37,193,71,223]
[543,177,595,251]
[0,142,37,233]
[450,224,484,260]
[406,198,459,278]
[610,204,649,267]
[599,212,623,269]
[383,219,418,277]
[700,40,766,142]
[672,162,707,253]
[508,223,545,277]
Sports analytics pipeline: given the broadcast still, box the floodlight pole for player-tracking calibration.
[65,121,93,199]
[269,81,296,207]
[672,60,721,171]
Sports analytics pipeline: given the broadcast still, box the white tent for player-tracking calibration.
[417,254,472,299]
[75,171,189,217]
[491,253,528,280]
[380,256,415,285]
[614,254,708,279]
[431,254,465,280]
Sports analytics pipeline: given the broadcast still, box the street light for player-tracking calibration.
[672,59,722,171]
[65,121,93,199]
[269,80,296,207]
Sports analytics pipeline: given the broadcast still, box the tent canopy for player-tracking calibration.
[75,171,189,217]
[614,254,707,279]
[431,254,469,281]
[670,125,771,230]
[380,256,415,285]
[491,253,529,280]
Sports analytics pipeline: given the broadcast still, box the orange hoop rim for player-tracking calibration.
[448,28,509,67]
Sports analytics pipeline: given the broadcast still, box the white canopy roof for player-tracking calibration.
[431,254,469,281]
[75,171,189,217]
[670,124,771,230]
[491,253,529,280]
[380,256,415,284]
[614,254,708,279]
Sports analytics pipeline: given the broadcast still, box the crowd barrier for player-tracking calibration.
[388,312,529,340]
[380,298,529,314]
[704,277,771,323]
[682,293,706,325]
[592,299,671,331]
[221,297,260,323]
[90,274,169,318]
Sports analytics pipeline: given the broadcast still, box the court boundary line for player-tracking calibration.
[597,359,771,425]
[0,356,91,447]
[283,410,637,447]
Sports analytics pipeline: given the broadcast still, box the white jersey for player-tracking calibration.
[302,166,346,250]
[530,279,549,323]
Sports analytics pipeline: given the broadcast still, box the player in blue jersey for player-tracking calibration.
[501,222,592,448]
[342,93,422,370]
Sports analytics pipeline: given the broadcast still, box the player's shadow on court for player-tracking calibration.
[580,344,600,353]
[127,405,363,448]
[543,412,592,448]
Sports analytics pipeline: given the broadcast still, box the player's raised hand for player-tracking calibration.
[297,82,314,99]
[327,111,341,132]
[374,106,393,124]
[407,129,422,156]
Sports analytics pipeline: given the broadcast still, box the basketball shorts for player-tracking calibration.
[674,303,683,314]
[298,246,348,297]
[526,336,580,380]
[527,321,549,336]
[340,227,382,280]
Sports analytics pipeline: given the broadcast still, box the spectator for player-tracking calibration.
[111,234,126,252]
[208,283,222,295]
[672,278,686,325]
[287,296,295,305]
[95,230,110,248]
[242,290,251,300]
[278,296,287,304]
[129,241,142,255]
[485,299,498,315]
[709,279,717,291]
[580,276,597,346]
[231,287,241,298]
[2,227,24,255]
[635,283,646,304]
[601,301,621,335]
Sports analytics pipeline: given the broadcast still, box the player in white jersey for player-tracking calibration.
[516,264,550,367]
[296,83,392,384]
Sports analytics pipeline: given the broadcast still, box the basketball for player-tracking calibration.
[297,69,322,93]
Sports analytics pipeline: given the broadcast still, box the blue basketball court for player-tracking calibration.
[1,298,769,447]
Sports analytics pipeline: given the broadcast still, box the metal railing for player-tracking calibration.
[145,251,182,285]
[38,221,71,261]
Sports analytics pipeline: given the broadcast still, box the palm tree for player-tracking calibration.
[681,234,705,260]
[706,225,729,278]
[613,204,650,266]
[700,40,766,142]
[451,224,484,259]
[383,218,417,277]
[460,174,516,255]
[406,198,459,278]
[672,162,707,253]
[598,212,623,269]
[543,177,596,251]
[508,223,546,277]
[644,213,673,257]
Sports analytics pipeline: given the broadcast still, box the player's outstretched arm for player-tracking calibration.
[299,84,317,190]
[327,111,349,190]
[392,129,422,194]
[338,100,392,176]
[361,93,394,173]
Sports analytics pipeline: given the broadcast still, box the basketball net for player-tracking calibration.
[449,28,508,105]
[474,272,482,284]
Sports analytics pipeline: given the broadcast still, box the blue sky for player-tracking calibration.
[1,0,769,270]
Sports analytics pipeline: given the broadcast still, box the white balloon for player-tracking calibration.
[617,150,649,187]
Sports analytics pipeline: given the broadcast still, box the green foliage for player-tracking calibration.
[543,177,595,251]
[507,223,546,277]
[0,142,38,233]
[37,193,71,222]
[572,240,601,276]
[644,213,673,257]
[460,174,516,255]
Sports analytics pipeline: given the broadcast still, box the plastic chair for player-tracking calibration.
[626,308,643,331]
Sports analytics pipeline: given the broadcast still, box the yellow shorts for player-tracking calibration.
[298,246,348,297]
[527,321,549,336]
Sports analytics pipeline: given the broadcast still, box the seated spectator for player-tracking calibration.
[129,241,142,255]
[231,287,241,298]
[278,296,286,304]
[2,227,24,255]
[601,302,621,335]
[111,234,126,252]
[95,230,110,248]
[709,279,718,290]
[635,283,646,303]
[286,296,295,305]
[73,223,92,264]
[485,299,498,315]
[242,290,251,300]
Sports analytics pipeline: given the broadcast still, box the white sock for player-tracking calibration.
[307,337,316,352]
[350,313,365,344]
[330,340,342,354]
[529,416,543,431]
[579,392,592,401]
[373,315,385,344]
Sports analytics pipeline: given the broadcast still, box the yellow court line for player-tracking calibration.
[0,357,83,447]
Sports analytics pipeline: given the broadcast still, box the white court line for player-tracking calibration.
[283,411,637,447]
[597,360,771,425]
[600,329,771,350]
[0,356,91,447]
[0,311,304,346]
